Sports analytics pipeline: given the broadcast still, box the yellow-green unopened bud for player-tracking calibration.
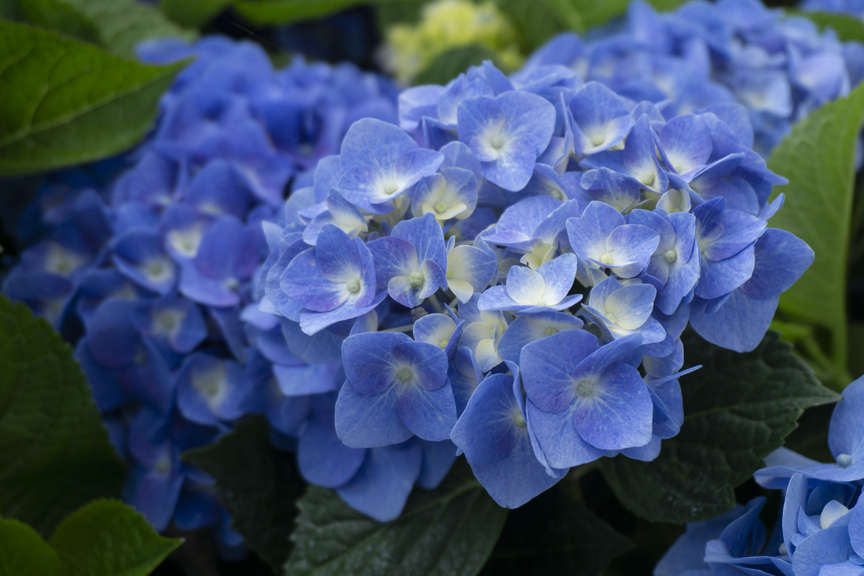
[383,0,523,84]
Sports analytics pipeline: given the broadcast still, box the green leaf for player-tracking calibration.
[414,44,500,85]
[285,461,507,576]
[15,0,193,57]
[234,0,409,26]
[601,331,837,524]
[518,0,687,38]
[0,296,125,534]
[494,0,570,52]
[482,481,632,575]
[0,517,60,576]
[376,0,430,29]
[183,417,304,571]
[0,21,185,177]
[791,10,864,43]
[768,82,864,379]
[160,0,233,28]
[13,0,100,45]
[49,500,181,576]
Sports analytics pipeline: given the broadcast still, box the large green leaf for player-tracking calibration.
[49,500,182,576]
[0,21,184,177]
[496,0,685,51]
[183,418,304,571]
[0,517,60,576]
[234,0,409,25]
[15,0,192,57]
[768,83,864,377]
[0,296,125,534]
[285,461,507,576]
[160,0,233,28]
[414,44,500,85]
[0,500,180,576]
[494,0,571,52]
[12,0,100,45]
[601,332,837,524]
[792,10,864,43]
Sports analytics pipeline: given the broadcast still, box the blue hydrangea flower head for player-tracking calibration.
[659,373,864,575]
[3,35,399,544]
[7,29,818,531]
[256,53,813,516]
[523,0,857,158]
[756,375,864,487]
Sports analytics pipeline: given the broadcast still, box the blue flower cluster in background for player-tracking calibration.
[523,0,862,156]
[257,53,814,518]
[804,0,864,19]
[2,36,397,548]
[656,375,864,575]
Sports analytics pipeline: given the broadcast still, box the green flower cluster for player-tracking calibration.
[382,0,523,84]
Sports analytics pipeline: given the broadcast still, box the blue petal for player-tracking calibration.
[336,442,422,522]
[125,466,184,531]
[336,118,443,211]
[482,195,560,248]
[791,525,854,576]
[341,331,411,394]
[741,229,814,300]
[525,400,604,469]
[828,376,864,463]
[417,440,457,489]
[112,231,177,295]
[498,312,583,363]
[567,82,634,155]
[298,400,366,488]
[176,353,247,426]
[397,381,457,442]
[690,291,778,353]
[520,329,599,412]
[391,213,447,271]
[451,374,565,508]
[457,91,556,191]
[695,246,755,300]
[571,363,653,450]
[298,293,386,335]
[335,382,412,448]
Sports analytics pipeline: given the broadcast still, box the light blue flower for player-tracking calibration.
[478,254,582,313]
[581,277,666,345]
[280,225,385,335]
[457,91,556,191]
[334,331,457,447]
[451,369,566,508]
[367,213,448,308]
[566,201,660,282]
[335,118,444,213]
[521,330,653,467]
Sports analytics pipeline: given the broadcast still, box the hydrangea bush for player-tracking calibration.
[258,56,813,517]
[2,36,398,546]
[523,0,860,156]
[657,375,864,575]
[3,0,864,573]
